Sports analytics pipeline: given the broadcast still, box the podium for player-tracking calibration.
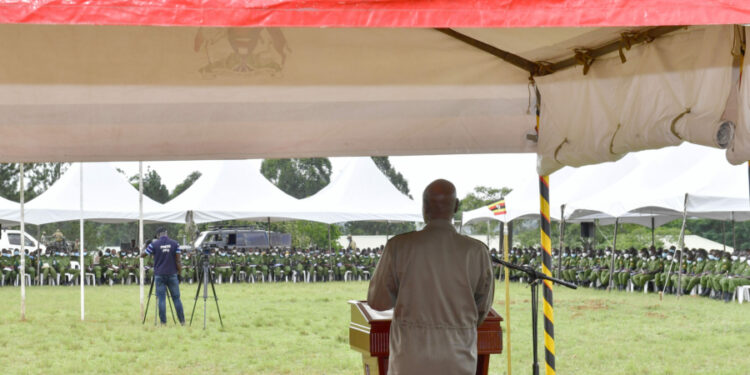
[348,300,503,375]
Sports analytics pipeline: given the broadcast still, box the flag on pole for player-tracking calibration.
[488,200,507,216]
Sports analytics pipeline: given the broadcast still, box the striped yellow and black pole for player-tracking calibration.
[537,101,555,375]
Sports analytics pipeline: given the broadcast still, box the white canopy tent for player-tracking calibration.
[296,157,422,224]
[21,163,179,225]
[152,160,305,224]
[463,143,749,228]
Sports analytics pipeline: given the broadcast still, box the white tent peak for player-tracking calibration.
[158,159,303,223]
[298,157,422,223]
[25,162,172,224]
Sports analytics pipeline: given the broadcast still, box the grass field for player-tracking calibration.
[0,281,748,375]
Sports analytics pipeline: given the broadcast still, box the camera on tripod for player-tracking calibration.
[190,243,223,329]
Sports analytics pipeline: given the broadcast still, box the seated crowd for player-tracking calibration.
[492,246,750,303]
[0,246,384,286]
[4,244,749,303]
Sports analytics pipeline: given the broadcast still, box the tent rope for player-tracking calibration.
[553,138,569,164]
[609,123,622,155]
[669,108,692,141]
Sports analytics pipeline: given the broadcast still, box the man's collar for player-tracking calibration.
[425,219,456,231]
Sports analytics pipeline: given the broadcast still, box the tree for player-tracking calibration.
[346,156,416,235]
[170,171,202,200]
[261,158,332,199]
[371,156,411,198]
[0,162,69,201]
[259,158,336,248]
[130,168,170,204]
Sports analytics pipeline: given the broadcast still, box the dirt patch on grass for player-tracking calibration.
[570,299,609,318]
[572,299,609,311]
[645,311,667,319]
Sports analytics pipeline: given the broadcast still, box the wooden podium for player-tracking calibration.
[348,300,503,375]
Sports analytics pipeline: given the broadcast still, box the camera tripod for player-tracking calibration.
[142,272,177,325]
[189,253,224,329]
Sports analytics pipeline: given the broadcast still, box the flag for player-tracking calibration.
[488,200,506,216]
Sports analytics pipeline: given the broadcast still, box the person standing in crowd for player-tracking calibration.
[368,179,495,375]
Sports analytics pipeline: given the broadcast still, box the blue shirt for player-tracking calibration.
[145,236,181,276]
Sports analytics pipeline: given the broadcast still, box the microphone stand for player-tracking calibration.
[492,256,577,375]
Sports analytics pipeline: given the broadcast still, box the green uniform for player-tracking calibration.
[720,260,750,294]
[99,254,114,283]
[40,254,58,284]
[632,257,660,290]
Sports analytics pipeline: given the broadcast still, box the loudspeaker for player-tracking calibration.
[580,222,594,238]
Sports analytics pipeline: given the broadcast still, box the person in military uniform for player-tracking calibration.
[53,229,65,248]
[347,235,358,252]
[1,249,17,285]
[231,249,248,282]
[180,250,195,283]
[718,251,750,302]
[211,247,233,283]
[99,249,115,285]
[40,250,58,285]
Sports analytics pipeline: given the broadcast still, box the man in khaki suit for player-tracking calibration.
[367,179,495,375]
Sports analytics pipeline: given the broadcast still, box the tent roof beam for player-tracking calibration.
[437,26,686,77]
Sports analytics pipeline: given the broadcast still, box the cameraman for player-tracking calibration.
[141,227,185,325]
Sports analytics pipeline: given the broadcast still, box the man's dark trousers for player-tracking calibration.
[155,274,185,324]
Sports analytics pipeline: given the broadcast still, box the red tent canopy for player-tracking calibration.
[2,0,750,28]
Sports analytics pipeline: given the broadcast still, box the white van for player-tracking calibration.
[0,229,45,252]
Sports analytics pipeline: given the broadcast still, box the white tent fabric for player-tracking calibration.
[0,195,20,225]
[0,25,535,162]
[296,157,422,224]
[536,25,737,175]
[1,24,747,178]
[151,160,304,224]
[22,163,179,225]
[465,142,749,227]
[463,152,640,225]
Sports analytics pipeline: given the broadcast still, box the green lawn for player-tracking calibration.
[0,281,748,374]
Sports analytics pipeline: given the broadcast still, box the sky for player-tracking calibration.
[112,153,538,200]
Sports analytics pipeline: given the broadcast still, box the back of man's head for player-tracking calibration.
[155,227,168,238]
[422,179,459,223]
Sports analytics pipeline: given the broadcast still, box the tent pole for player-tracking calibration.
[19,163,26,321]
[722,220,727,252]
[138,161,144,320]
[607,218,619,292]
[662,193,689,299]
[557,205,565,279]
[486,221,490,248]
[458,216,464,234]
[267,217,271,248]
[731,212,736,251]
[79,162,85,321]
[386,221,390,241]
[502,221,511,375]
[651,217,655,247]
[536,90,555,375]
[327,225,331,252]
[499,220,504,252]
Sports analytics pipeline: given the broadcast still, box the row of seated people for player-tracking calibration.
[0,247,384,286]
[492,246,750,303]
